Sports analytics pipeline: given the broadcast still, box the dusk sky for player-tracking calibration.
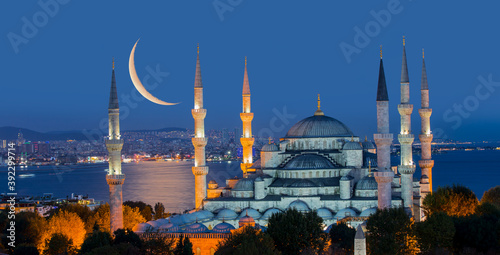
[2,1,500,141]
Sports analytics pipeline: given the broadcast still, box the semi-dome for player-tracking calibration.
[239,215,256,227]
[158,221,181,233]
[192,210,214,221]
[334,208,358,219]
[211,222,235,233]
[285,114,354,138]
[261,208,282,220]
[343,141,363,150]
[288,200,311,212]
[132,222,154,233]
[261,143,279,152]
[283,154,335,170]
[239,208,262,219]
[184,222,209,233]
[360,207,377,217]
[232,178,254,191]
[317,208,333,220]
[216,209,238,220]
[356,175,378,190]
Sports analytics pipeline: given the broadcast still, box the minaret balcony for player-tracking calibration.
[240,113,254,122]
[398,134,414,144]
[192,109,207,119]
[418,108,432,118]
[240,137,255,147]
[192,166,209,176]
[418,159,434,168]
[374,133,393,145]
[397,104,413,115]
[106,174,125,185]
[398,165,416,175]
[419,134,433,143]
[374,171,394,183]
[192,137,208,147]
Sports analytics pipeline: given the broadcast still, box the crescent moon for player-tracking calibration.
[129,39,179,106]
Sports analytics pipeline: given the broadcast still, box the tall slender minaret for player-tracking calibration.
[192,44,209,210]
[240,57,255,177]
[106,59,125,233]
[373,46,394,209]
[419,49,433,197]
[397,37,416,211]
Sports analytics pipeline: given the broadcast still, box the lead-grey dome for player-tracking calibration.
[285,115,354,138]
[232,178,254,191]
[290,179,317,187]
[343,141,362,150]
[356,175,377,190]
[261,143,279,152]
[362,141,376,150]
[283,154,334,169]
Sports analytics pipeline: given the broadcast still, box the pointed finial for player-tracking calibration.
[380,45,383,59]
[197,43,199,54]
[112,57,115,70]
[317,94,321,110]
[245,56,247,66]
[314,94,324,116]
[368,159,372,174]
[403,36,406,46]
[422,48,424,59]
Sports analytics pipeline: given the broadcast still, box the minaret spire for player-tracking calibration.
[374,48,394,209]
[314,94,324,116]
[106,59,125,233]
[192,44,209,210]
[397,36,416,214]
[419,48,434,201]
[240,57,255,176]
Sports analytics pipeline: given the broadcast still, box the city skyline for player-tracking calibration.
[1,2,500,142]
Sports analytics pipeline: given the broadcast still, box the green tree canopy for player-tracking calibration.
[79,228,113,254]
[154,202,166,220]
[266,208,326,255]
[329,221,356,254]
[423,184,478,217]
[215,226,281,255]
[113,229,143,249]
[415,212,455,254]
[43,233,76,255]
[173,234,194,255]
[366,207,418,255]
[124,201,153,222]
[481,185,500,209]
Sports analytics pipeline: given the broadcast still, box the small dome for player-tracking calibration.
[261,208,282,220]
[158,221,181,233]
[290,179,317,188]
[216,209,238,220]
[285,115,354,138]
[211,222,235,233]
[288,200,311,212]
[239,208,262,219]
[193,210,214,221]
[283,154,335,170]
[334,208,358,219]
[360,208,377,217]
[132,222,154,233]
[232,178,254,191]
[209,180,217,184]
[262,143,279,152]
[146,220,161,229]
[356,175,378,190]
[180,213,197,225]
[362,141,376,150]
[154,218,171,225]
[343,141,363,150]
[183,222,209,233]
[239,215,255,227]
[317,208,333,220]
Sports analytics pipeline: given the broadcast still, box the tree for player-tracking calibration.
[79,227,113,254]
[3,211,46,250]
[142,234,175,255]
[415,212,455,254]
[423,184,478,217]
[53,204,94,233]
[329,222,356,254]
[154,202,166,220]
[113,229,143,249]
[87,204,146,233]
[39,211,86,252]
[366,207,418,255]
[452,214,499,254]
[481,185,500,209]
[43,233,76,255]
[215,226,281,255]
[266,208,326,255]
[124,201,153,222]
[13,243,39,255]
[174,234,194,255]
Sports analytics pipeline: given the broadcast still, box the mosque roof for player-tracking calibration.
[282,154,335,170]
[285,114,354,138]
[109,68,119,109]
[132,222,154,233]
[288,200,311,212]
[261,208,282,220]
[239,208,262,219]
[158,221,181,233]
[360,207,377,217]
[216,209,238,220]
[362,140,376,150]
[261,143,279,152]
[343,141,363,150]
[356,175,378,190]
[334,208,358,219]
[211,222,235,233]
[269,177,340,188]
[317,208,334,219]
[192,210,214,221]
[232,178,254,191]
[184,222,209,233]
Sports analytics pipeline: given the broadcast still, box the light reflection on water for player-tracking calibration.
[1,150,499,213]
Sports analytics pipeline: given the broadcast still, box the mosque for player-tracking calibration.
[107,39,434,254]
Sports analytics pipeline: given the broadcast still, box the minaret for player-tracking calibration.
[106,58,125,233]
[419,49,433,196]
[397,37,416,211]
[192,44,209,210]
[240,57,255,177]
[373,46,394,209]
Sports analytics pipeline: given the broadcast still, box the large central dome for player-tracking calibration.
[285,114,354,138]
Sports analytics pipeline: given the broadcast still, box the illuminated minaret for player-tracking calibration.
[106,59,125,233]
[373,46,394,209]
[192,44,209,210]
[240,57,255,176]
[397,37,416,211]
[419,49,433,197]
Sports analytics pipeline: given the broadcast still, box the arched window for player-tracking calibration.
[316,171,319,177]
[302,172,305,178]
[329,171,332,177]
[323,171,326,177]
[308,172,312,178]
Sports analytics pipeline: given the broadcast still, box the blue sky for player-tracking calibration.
[1,1,500,141]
